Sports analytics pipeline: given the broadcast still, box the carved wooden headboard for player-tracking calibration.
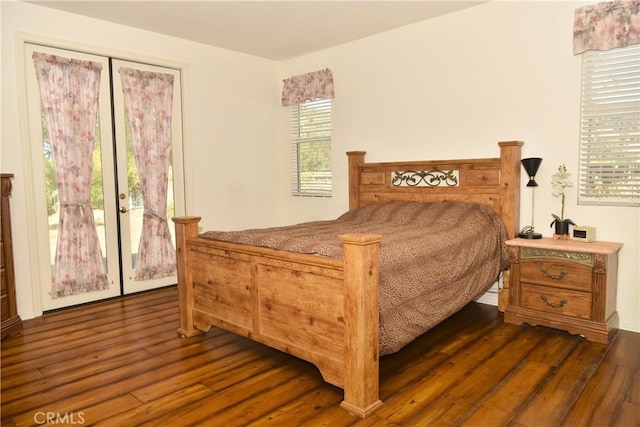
[347,141,523,239]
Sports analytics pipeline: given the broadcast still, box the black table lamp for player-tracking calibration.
[518,157,543,239]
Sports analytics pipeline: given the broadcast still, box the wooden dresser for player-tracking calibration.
[2,173,23,339]
[504,237,622,344]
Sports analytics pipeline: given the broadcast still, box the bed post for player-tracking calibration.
[172,216,203,337]
[339,233,384,419]
[498,141,523,239]
[347,151,366,210]
[497,141,523,312]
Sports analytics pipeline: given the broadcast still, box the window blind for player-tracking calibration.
[290,98,332,197]
[579,44,640,207]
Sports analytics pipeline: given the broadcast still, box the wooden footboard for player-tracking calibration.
[173,216,384,418]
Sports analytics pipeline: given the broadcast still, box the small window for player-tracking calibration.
[578,44,640,207]
[290,98,332,197]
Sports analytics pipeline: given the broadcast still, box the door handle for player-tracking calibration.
[120,207,128,213]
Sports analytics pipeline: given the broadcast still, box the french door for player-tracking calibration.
[24,44,185,311]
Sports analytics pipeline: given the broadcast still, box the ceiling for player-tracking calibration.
[25,1,485,60]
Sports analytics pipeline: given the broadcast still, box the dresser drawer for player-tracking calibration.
[520,259,592,292]
[1,294,8,322]
[521,283,591,319]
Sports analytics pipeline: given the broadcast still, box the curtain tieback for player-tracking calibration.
[143,210,167,223]
[60,202,90,208]
[143,210,171,238]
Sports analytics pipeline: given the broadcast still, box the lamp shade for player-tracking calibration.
[521,157,542,187]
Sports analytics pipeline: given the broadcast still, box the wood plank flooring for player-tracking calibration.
[1,286,638,426]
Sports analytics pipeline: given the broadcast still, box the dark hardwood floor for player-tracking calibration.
[1,286,638,426]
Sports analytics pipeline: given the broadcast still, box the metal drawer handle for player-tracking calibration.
[540,267,568,280]
[540,295,568,308]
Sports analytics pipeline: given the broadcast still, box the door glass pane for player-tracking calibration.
[124,115,141,270]
[123,115,176,275]
[42,107,58,265]
[43,109,108,273]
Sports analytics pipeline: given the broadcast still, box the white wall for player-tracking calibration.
[2,1,638,333]
[275,1,639,332]
[1,1,281,319]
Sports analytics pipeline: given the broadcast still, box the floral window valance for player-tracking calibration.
[281,68,334,106]
[573,0,640,54]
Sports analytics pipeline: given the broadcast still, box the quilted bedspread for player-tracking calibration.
[201,202,509,355]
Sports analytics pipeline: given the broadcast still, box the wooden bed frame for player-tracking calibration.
[173,140,523,418]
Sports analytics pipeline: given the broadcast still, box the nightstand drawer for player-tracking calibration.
[520,260,592,292]
[521,283,591,319]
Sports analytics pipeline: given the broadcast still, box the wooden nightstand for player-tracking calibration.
[504,237,622,344]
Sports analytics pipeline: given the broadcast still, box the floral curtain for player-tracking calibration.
[119,68,176,281]
[281,68,334,106]
[32,52,109,298]
[574,0,640,54]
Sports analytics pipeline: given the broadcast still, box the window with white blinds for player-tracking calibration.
[578,44,640,207]
[290,98,332,197]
